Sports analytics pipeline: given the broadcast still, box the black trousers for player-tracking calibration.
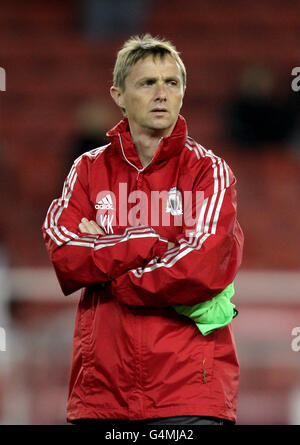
[71,415,234,425]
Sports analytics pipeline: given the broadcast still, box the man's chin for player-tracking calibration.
[146,117,176,133]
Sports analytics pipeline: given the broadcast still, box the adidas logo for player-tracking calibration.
[95,194,114,210]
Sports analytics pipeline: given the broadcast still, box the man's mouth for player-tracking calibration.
[151,108,168,114]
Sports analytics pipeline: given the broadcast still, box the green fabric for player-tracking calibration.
[173,282,236,336]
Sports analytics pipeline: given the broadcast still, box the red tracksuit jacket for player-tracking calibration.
[42,115,244,423]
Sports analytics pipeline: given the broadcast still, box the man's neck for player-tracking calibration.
[129,123,176,168]
[132,133,162,167]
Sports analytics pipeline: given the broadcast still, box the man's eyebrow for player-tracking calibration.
[136,76,157,84]
[136,75,181,84]
[165,76,180,81]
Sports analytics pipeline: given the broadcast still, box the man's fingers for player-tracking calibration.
[89,220,106,235]
[79,218,106,235]
[167,241,175,250]
[78,222,87,233]
[78,218,91,233]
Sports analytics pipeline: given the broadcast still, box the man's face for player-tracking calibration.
[111,54,185,136]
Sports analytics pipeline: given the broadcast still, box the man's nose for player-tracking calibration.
[154,82,167,101]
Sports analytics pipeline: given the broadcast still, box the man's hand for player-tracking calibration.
[79,218,106,235]
[79,218,175,250]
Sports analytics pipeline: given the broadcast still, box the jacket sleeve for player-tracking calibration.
[110,156,244,307]
[42,155,168,296]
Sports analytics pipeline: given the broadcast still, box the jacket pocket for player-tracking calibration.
[78,288,98,390]
[196,330,216,385]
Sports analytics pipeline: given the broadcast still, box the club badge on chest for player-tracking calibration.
[166,187,183,216]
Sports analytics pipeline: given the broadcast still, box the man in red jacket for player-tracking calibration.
[43,34,244,425]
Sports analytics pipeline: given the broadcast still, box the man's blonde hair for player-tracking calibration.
[113,34,186,91]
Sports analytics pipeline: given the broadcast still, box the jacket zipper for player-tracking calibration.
[118,132,164,416]
[118,133,163,182]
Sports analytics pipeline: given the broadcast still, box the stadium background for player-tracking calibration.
[0,0,300,424]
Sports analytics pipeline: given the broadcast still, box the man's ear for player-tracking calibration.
[110,86,125,113]
[179,85,186,110]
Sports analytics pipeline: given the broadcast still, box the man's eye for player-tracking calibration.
[168,80,177,86]
[143,80,155,86]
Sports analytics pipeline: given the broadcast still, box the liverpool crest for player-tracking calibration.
[166,187,183,216]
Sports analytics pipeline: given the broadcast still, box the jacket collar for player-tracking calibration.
[106,114,187,171]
